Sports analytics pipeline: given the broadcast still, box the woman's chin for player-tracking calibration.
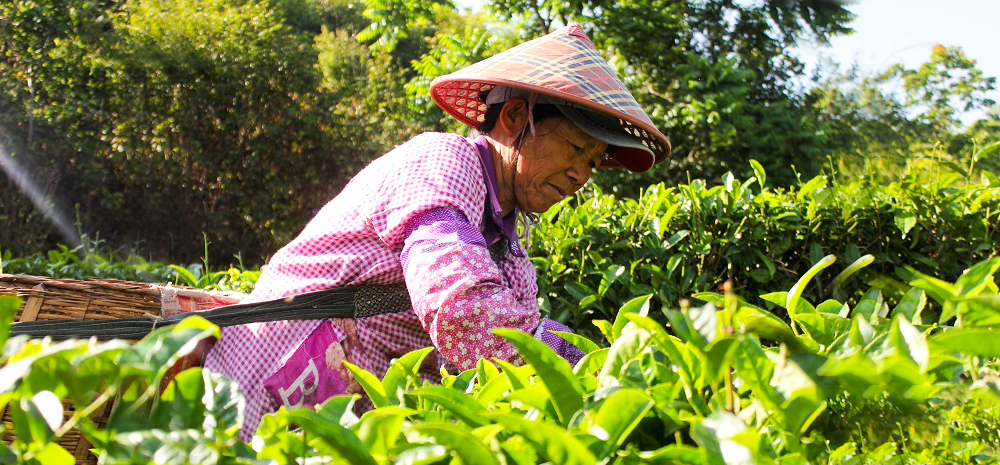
[519,199,559,214]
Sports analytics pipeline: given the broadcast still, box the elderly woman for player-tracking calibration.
[204,23,670,439]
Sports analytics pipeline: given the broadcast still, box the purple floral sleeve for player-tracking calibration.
[401,207,540,370]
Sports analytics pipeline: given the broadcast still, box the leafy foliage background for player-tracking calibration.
[2,0,996,266]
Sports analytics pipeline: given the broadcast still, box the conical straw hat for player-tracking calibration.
[430,23,670,172]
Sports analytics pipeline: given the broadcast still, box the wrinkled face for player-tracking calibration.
[515,117,608,213]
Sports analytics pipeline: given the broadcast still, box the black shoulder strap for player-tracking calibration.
[9,283,409,340]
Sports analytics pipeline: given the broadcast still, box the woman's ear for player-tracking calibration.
[497,97,529,138]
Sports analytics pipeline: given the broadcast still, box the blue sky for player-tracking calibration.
[797,0,998,121]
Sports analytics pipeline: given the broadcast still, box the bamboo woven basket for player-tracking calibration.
[0,274,242,464]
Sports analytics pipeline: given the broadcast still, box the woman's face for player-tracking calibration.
[515,117,607,213]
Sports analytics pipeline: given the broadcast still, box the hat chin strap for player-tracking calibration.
[510,110,540,252]
[526,92,538,137]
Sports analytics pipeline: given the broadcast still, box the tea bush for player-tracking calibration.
[532,163,999,331]
[0,241,259,293]
[1,256,998,463]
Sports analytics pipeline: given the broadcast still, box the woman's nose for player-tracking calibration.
[566,161,591,188]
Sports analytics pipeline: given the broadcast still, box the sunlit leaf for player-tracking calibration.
[586,388,653,460]
[599,265,626,296]
[344,361,387,408]
[786,255,836,331]
[383,346,434,406]
[495,329,583,425]
[283,408,376,465]
[409,386,487,428]
[612,294,652,340]
[931,329,1000,358]
[488,413,598,465]
[600,322,653,385]
[692,412,754,465]
[892,287,927,324]
[0,294,20,352]
[688,303,718,346]
[750,159,767,188]
[551,330,601,354]
[357,406,415,458]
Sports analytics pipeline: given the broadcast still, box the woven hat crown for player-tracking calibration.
[430,23,670,172]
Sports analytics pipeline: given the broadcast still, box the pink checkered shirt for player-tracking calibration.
[204,133,543,438]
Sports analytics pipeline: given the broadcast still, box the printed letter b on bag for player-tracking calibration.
[264,320,349,408]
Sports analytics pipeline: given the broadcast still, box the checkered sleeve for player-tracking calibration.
[368,133,487,247]
[400,207,538,370]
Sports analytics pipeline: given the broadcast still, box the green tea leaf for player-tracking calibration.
[494,329,583,425]
[344,361,387,408]
[408,386,487,428]
[594,319,616,344]
[612,294,652,340]
[893,212,917,237]
[600,322,653,385]
[794,313,850,347]
[633,443,705,464]
[383,346,434,406]
[149,368,209,432]
[907,268,958,307]
[750,159,767,188]
[955,258,1000,295]
[768,352,827,435]
[476,373,513,405]
[488,413,599,465]
[116,315,219,383]
[760,292,816,315]
[494,359,528,391]
[664,230,690,250]
[625,315,698,393]
[282,408,376,465]
[821,353,880,397]
[394,444,449,465]
[703,337,741,386]
[786,255,836,331]
[551,330,600,354]
[31,442,74,465]
[889,315,929,371]
[587,388,653,460]
[477,358,501,387]
[962,295,1000,327]
[357,406,415,458]
[733,303,800,349]
[830,254,875,290]
[847,313,875,349]
[0,294,20,352]
[692,412,754,465]
[599,265,626,296]
[815,299,848,315]
[892,288,927,324]
[688,303,719,346]
[315,395,360,428]
[407,421,501,465]
[932,329,1000,358]
[574,347,609,376]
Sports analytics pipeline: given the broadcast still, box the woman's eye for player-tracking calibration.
[588,159,597,168]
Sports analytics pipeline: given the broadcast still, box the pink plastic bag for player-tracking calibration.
[263,320,350,408]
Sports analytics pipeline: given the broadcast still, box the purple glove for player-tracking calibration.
[534,318,586,366]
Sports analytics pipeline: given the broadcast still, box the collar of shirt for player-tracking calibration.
[472,135,525,258]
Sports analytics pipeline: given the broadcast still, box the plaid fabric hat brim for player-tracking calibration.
[429,23,671,172]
